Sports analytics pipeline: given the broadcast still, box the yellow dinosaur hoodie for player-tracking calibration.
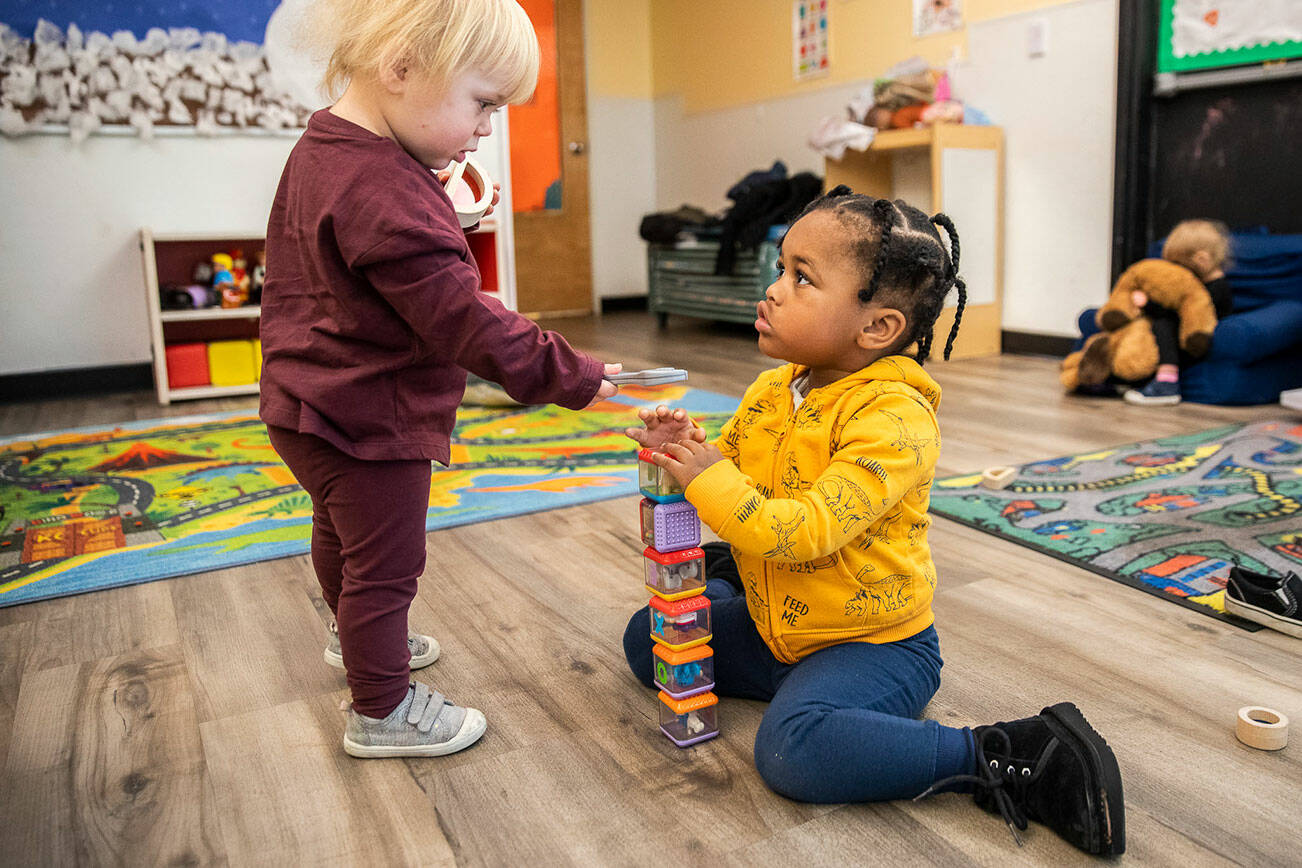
[686,355,941,663]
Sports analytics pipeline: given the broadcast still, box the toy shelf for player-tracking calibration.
[825,123,1005,359]
[139,228,265,405]
[159,307,262,323]
[163,383,266,401]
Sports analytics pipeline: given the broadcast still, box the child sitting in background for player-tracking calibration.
[259,0,620,759]
[1124,219,1232,405]
[624,188,1125,856]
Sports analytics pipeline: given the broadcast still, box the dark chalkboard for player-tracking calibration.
[1150,77,1302,237]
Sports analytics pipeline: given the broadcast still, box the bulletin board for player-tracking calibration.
[1158,0,1302,73]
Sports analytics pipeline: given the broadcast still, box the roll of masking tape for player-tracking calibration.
[1235,706,1288,751]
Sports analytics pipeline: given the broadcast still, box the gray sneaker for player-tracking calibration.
[343,682,487,758]
[324,620,441,670]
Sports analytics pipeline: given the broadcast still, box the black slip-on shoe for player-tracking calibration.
[1226,567,1302,638]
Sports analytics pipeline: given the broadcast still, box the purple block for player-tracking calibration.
[639,497,700,552]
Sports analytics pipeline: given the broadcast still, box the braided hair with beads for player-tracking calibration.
[793,185,967,363]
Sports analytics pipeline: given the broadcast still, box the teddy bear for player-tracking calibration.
[1060,258,1218,390]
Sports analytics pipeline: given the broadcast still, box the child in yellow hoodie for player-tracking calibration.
[624,189,1125,856]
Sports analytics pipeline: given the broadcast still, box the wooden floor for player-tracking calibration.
[1,310,1298,866]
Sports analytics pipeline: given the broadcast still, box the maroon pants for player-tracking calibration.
[267,425,431,717]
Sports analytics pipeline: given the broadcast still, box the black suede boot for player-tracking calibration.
[918,702,1125,856]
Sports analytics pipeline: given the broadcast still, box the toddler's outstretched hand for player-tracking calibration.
[625,404,707,450]
[585,363,623,409]
[654,438,724,489]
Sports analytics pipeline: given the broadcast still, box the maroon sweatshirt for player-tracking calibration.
[259,110,603,464]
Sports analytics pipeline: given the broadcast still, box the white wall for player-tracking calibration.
[0,132,296,376]
[586,95,657,301]
[652,80,865,214]
[955,0,1118,336]
[650,0,1119,337]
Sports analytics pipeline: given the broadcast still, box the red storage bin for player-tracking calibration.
[166,342,210,389]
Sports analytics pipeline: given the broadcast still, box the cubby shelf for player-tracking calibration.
[159,307,262,323]
[139,228,265,405]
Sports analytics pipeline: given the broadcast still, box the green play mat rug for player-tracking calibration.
[928,420,1302,627]
[0,386,737,608]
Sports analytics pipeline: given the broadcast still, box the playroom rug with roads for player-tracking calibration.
[928,420,1302,627]
[0,385,736,608]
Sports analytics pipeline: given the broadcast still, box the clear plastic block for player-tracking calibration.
[658,690,719,747]
[638,448,685,502]
[649,592,711,650]
[653,643,715,699]
[643,546,705,601]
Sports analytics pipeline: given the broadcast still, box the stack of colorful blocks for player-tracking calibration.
[638,447,719,747]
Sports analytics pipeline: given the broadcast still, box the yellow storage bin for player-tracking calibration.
[208,340,258,387]
[253,339,262,381]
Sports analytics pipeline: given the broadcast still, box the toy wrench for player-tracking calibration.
[605,367,688,386]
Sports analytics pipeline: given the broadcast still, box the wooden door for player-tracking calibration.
[509,0,592,317]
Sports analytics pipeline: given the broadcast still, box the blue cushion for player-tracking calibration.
[1183,350,1302,406]
[1204,299,1302,364]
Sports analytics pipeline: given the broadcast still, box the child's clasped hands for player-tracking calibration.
[625,404,722,489]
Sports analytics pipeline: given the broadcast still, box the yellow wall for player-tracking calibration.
[649,0,1082,113]
[585,0,654,98]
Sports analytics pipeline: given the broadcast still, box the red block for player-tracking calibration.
[166,342,210,389]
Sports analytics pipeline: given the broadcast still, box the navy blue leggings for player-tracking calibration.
[623,545,975,803]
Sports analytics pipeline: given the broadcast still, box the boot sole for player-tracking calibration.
[343,708,487,758]
[1041,702,1126,856]
[1224,595,1302,638]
